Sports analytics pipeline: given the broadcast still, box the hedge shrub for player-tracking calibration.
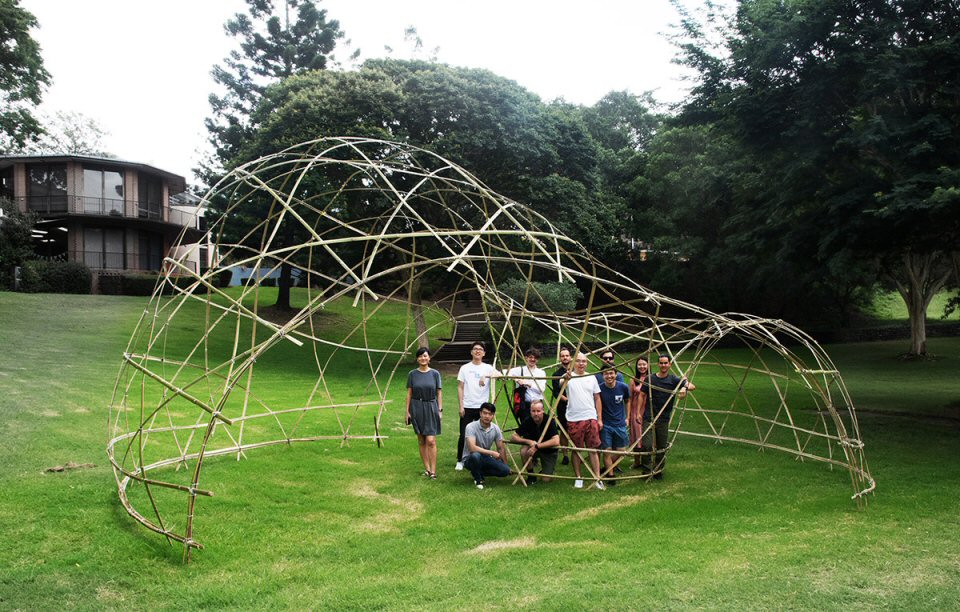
[20,260,92,294]
[496,278,583,313]
[122,274,163,296]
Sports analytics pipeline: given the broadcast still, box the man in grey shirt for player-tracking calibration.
[462,402,510,489]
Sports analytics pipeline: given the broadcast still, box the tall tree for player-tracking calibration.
[203,0,344,309]
[204,0,343,178]
[214,59,615,327]
[577,91,663,274]
[669,0,960,353]
[0,0,50,152]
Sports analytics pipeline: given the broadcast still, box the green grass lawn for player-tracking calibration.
[866,290,959,322]
[1,291,959,610]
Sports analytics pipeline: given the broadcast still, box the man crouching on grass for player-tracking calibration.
[510,399,560,485]
[462,402,510,490]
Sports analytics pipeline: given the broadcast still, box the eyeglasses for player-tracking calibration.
[602,356,615,361]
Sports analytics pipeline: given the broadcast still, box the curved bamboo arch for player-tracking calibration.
[107,137,874,560]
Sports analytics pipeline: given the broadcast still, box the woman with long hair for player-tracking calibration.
[628,356,649,469]
[406,347,443,478]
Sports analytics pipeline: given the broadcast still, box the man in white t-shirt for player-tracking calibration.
[504,346,546,424]
[562,352,605,490]
[456,341,497,471]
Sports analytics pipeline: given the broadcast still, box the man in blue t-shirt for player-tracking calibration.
[641,354,696,479]
[595,348,625,385]
[599,366,631,485]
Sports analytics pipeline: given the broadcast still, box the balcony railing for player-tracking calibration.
[19,196,199,229]
[168,207,199,228]
[23,195,69,214]
[80,196,125,216]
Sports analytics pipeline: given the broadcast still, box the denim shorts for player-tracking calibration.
[600,425,629,449]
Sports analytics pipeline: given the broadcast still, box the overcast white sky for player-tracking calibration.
[22,0,696,184]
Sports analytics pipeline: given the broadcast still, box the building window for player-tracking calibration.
[83,227,125,269]
[83,167,124,215]
[138,175,163,220]
[139,231,163,271]
[27,164,68,213]
[0,166,13,200]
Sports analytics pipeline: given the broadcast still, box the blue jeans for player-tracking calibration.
[463,451,510,484]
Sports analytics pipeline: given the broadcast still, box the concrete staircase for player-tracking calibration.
[431,290,503,363]
[431,320,489,363]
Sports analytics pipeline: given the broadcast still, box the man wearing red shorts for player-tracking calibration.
[562,352,605,490]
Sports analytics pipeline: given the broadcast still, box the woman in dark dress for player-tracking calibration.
[406,347,443,478]
[628,356,649,468]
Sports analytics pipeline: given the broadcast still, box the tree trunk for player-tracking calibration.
[411,276,429,350]
[276,261,292,310]
[274,222,294,311]
[890,252,952,357]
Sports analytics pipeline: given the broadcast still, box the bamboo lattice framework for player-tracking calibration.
[107,137,875,560]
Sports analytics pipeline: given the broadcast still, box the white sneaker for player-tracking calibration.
[573,479,584,489]
[455,462,464,471]
[475,481,484,490]
[594,480,606,491]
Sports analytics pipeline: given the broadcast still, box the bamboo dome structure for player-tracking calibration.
[107,137,874,560]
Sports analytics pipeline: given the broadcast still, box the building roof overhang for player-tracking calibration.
[0,154,187,195]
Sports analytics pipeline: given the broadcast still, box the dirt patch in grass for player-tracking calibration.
[556,494,654,523]
[351,480,423,534]
[45,461,96,473]
[467,536,537,554]
[95,585,126,604]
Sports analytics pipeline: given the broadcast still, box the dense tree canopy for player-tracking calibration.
[223,59,650,280]
[0,0,50,152]
[648,0,960,350]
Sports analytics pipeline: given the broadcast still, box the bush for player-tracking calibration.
[105,273,198,296]
[20,260,92,294]
[121,274,162,296]
[217,269,234,288]
[496,278,583,312]
[98,274,123,295]
[0,209,38,290]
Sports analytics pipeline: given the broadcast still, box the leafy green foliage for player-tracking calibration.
[204,0,344,175]
[20,260,91,293]
[651,0,960,338]
[497,277,583,313]
[0,207,35,288]
[0,0,50,151]
[210,59,655,314]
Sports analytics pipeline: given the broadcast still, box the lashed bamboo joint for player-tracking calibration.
[107,137,874,561]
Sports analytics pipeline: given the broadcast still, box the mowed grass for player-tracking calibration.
[867,290,959,322]
[1,291,959,610]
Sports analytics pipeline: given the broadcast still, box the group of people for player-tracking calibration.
[405,341,695,490]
